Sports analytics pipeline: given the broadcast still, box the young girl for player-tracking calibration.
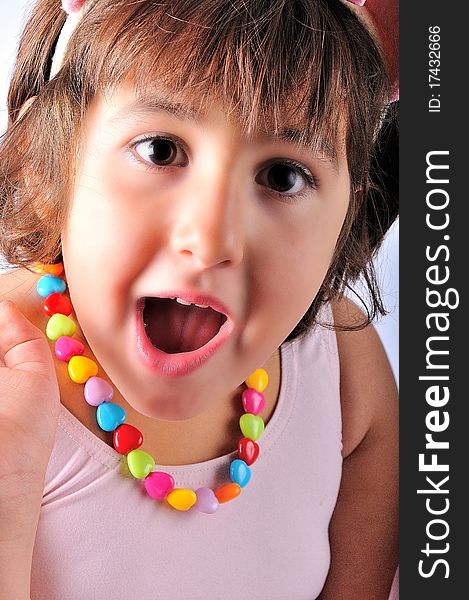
[0,1,399,598]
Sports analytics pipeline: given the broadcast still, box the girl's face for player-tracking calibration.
[61,83,351,420]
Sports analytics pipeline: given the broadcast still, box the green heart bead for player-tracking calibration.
[46,314,77,341]
[127,449,155,479]
[239,413,265,441]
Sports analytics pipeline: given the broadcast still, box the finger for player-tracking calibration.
[0,298,55,375]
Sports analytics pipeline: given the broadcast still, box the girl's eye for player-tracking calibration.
[130,136,188,168]
[255,160,317,198]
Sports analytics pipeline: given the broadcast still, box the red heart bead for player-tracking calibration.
[238,437,260,466]
[44,292,73,317]
[113,424,144,454]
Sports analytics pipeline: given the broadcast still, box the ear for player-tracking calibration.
[17,96,37,121]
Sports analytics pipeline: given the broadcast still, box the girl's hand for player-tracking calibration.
[0,299,60,600]
[0,298,60,491]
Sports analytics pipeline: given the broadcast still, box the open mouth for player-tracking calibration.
[142,297,228,354]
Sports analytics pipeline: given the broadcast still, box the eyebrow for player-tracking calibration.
[276,128,338,170]
[106,96,200,127]
[107,96,339,170]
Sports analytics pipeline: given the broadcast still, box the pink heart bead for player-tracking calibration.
[242,388,265,415]
[84,376,114,406]
[54,335,85,362]
[144,471,175,500]
[194,487,219,514]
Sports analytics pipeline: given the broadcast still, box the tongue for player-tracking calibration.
[143,297,225,354]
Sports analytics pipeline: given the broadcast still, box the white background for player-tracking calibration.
[0,1,399,382]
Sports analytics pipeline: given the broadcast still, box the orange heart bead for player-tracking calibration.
[215,482,241,504]
[32,263,64,276]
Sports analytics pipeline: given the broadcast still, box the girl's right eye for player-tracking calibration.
[130,135,188,169]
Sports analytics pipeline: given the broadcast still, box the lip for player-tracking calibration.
[134,293,235,378]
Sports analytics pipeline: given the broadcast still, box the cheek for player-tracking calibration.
[62,173,155,325]
[65,157,164,264]
[261,230,328,306]
[254,196,349,324]
[279,194,348,269]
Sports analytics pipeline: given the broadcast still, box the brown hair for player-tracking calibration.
[0,0,398,339]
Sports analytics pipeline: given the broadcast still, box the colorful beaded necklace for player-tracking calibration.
[33,262,267,514]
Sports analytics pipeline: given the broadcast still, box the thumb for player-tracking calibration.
[0,298,56,376]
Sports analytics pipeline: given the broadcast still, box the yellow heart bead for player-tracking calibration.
[46,313,76,341]
[68,355,99,384]
[245,368,268,392]
[167,488,197,511]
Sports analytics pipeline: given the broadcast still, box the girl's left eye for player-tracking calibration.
[255,160,317,198]
[129,135,188,168]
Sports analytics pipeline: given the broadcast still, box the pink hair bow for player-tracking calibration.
[50,1,91,79]
[62,0,87,14]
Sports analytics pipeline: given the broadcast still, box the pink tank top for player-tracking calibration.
[31,304,343,599]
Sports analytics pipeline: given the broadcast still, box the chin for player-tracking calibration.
[133,389,210,422]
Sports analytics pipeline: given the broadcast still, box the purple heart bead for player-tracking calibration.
[144,471,175,500]
[194,487,219,514]
[84,376,114,406]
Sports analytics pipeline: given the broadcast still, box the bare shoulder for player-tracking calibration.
[318,298,399,598]
[330,296,398,458]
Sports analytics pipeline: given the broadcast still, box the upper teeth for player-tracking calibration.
[175,297,209,308]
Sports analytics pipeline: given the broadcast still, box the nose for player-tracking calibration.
[170,171,245,270]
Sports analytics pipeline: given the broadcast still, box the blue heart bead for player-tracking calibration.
[229,459,251,488]
[36,274,67,298]
[96,402,126,432]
